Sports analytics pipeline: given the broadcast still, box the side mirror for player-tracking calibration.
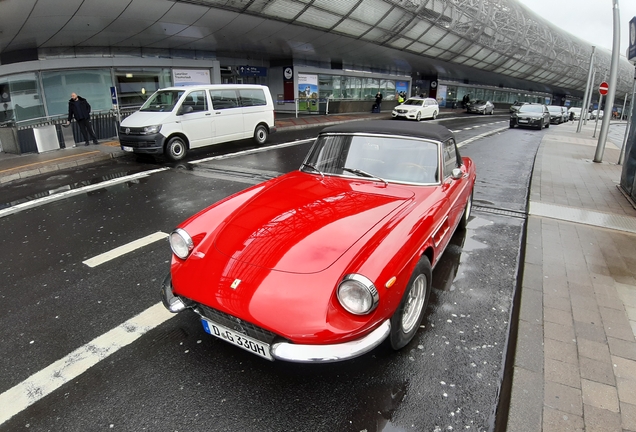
[178,105,194,115]
[451,168,463,180]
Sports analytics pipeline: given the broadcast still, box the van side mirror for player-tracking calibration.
[178,105,194,115]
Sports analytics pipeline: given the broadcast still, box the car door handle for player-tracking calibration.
[206,113,211,116]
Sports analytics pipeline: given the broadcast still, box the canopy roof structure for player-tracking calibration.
[0,0,632,97]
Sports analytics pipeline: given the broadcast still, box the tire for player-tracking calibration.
[415,112,421,121]
[431,111,438,120]
[253,124,268,145]
[459,189,473,229]
[537,120,543,130]
[164,136,187,161]
[390,256,432,350]
[509,121,515,128]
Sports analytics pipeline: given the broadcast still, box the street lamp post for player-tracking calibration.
[594,0,621,163]
[577,47,595,132]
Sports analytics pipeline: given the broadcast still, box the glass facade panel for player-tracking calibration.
[115,68,171,108]
[0,73,45,123]
[42,69,112,117]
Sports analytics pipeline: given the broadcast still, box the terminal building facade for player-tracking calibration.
[0,0,634,152]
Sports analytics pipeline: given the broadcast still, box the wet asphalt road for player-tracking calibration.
[0,114,546,431]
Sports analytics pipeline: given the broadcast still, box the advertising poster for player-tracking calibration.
[172,69,211,86]
[298,74,318,112]
[436,84,448,108]
[395,81,409,97]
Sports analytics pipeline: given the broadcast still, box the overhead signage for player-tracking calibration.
[238,66,267,77]
[172,69,211,86]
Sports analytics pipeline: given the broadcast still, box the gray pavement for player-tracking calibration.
[2,112,636,430]
[507,120,636,432]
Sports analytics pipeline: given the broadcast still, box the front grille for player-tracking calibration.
[119,139,157,148]
[196,305,280,345]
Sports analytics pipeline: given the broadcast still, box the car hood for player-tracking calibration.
[515,112,544,118]
[210,173,413,274]
[120,111,173,127]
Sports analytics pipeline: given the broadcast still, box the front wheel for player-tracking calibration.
[415,112,421,121]
[390,256,432,350]
[537,120,543,130]
[253,124,268,145]
[165,136,187,161]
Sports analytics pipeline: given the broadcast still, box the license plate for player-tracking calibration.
[518,120,528,123]
[122,146,134,152]
[201,317,273,360]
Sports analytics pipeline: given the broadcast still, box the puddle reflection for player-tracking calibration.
[432,216,489,292]
[0,170,150,210]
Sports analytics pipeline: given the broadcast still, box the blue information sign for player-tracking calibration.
[110,86,117,105]
[238,66,267,77]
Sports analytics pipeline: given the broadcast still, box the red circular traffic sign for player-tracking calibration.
[599,81,609,95]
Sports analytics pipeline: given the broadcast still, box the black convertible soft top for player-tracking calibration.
[319,120,454,142]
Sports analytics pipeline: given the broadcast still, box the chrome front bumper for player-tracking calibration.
[270,319,391,363]
[160,274,391,363]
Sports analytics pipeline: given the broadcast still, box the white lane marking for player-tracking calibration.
[0,303,175,426]
[0,168,169,219]
[83,231,169,268]
[189,138,314,165]
[456,126,509,148]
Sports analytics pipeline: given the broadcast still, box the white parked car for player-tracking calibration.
[392,97,439,121]
[590,110,604,120]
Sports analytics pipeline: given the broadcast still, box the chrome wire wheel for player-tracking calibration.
[401,274,427,334]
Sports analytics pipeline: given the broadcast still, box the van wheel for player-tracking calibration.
[165,137,187,161]
[253,125,268,145]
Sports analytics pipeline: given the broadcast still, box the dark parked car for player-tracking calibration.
[547,105,565,124]
[466,100,494,115]
[509,101,527,113]
[509,103,550,130]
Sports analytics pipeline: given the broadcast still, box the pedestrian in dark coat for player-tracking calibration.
[375,92,383,112]
[67,93,98,146]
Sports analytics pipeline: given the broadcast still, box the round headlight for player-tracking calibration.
[170,228,194,260]
[337,274,379,315]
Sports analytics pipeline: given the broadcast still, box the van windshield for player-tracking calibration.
[140,90,185,112]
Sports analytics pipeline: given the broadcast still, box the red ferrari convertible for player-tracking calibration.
[161,120,476,362]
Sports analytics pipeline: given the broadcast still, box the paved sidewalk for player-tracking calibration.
[507,120,636,432]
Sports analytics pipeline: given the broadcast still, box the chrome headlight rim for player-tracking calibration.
[170,228,194,260]
[337,274,379,315]
[142,124,162,135]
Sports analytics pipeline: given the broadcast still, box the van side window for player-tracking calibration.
[238,89,267,107]
[209,90,239,110]
[184,91,207,112]
[442,139,458,178]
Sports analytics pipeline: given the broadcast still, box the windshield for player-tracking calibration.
[302,134,439,184]
[569,108,581,113]
[473,100,486,105]
[140,90,185,112]
[547,106,562,113]
[518,105,544,113]
[402,99,423,106]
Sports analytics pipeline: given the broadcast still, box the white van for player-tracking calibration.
[119,84,276,161]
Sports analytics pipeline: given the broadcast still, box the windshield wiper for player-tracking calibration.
[342,167,388,186]
[301,163,324,179]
